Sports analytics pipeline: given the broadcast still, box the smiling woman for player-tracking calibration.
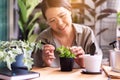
[33,0,102,69]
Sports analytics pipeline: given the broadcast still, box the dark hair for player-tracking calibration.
[40,0,72,20]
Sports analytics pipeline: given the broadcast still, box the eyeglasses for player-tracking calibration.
[47,12,67,24]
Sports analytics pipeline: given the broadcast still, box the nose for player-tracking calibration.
[56,17,64,25]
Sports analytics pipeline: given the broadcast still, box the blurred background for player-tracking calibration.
[0,0,120,63]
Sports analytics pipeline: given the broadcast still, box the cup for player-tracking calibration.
[84,54,102,72]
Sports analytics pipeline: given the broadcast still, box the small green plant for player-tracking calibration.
[56,46,75,58]
[0,40,41,70]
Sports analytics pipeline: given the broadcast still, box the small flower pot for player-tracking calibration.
[60,57,74,71]
[11,54,28,70]
[0,61,6,68]
[0,54,28,70]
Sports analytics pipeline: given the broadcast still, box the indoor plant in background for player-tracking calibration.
[17,0,42,42]
[116,12,120,49]
[0,40,41,71]
[72,0,117,35]
[11,0,42,71]
[56,46,75,71]
[0,0,43,71]
[117,12,120,25]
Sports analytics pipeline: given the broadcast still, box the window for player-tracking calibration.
[0,0,9,40]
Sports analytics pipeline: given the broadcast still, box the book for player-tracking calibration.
[102,65,120,79]
[0,68,40,80]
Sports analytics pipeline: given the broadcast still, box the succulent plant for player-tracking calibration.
[56,46,75,58]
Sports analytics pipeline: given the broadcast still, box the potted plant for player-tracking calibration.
[17,0,42,42]
[56,46,75,71]
[72,0,117,35]
[0,40,41,71]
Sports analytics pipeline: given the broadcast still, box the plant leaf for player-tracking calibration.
[100,9,117,13]
[56,46,75,58]
[26,0,40,19]
[97,13,111,20]
[82,14,92,22]
[117,12,120,25]
[89,43,96,55]
[18,20,25,35]
[18,0,27,23]
[92,0,97,2]
[28,34,38,43]
[84,4,96,17]
[96,28,108,36]
[27,23,34,37]
[27,11,42,30]
[95,0,107,8]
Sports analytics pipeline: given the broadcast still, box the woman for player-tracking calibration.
[33,0,102,68]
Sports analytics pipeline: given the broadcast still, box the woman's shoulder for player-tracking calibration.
[39,27,52,36]
[36,28,52,40]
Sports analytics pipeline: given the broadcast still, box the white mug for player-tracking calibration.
[84,54,102,72]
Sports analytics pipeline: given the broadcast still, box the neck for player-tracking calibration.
[53,25,74,37]
[53,27,75,47]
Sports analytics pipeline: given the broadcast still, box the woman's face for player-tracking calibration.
[45,7,72,35]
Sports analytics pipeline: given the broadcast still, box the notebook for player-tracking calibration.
[102,65,120,79]
[0,68,40,80]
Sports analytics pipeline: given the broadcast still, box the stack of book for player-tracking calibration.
[0,68,40,80]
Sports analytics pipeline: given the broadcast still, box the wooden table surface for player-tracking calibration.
[31,67,116,80]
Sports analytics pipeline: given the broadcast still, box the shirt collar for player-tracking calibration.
[72,23,83,34]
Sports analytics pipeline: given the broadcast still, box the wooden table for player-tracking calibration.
[31,67,113,80]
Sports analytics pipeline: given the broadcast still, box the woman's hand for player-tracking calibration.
[70,46,85,68]
[42,44,55,66]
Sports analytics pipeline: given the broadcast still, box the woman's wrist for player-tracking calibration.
[74,57,85,68]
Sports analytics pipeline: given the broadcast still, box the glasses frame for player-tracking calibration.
[47,12,68,24]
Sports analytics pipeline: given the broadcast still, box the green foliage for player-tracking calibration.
[17,0,42,42]
[56,46,75,58]
[0,40,41,70]
[117,12,120,25]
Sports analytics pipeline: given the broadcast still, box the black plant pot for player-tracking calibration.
[60,57,74,71]
[11,54,28,70]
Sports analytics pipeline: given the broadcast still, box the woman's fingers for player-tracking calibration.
[70,46,85,58]
[43,44,55,51]
[44,51,55,59]
[42,44,56,60]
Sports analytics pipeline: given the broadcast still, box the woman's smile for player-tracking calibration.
[58,24,68,32]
